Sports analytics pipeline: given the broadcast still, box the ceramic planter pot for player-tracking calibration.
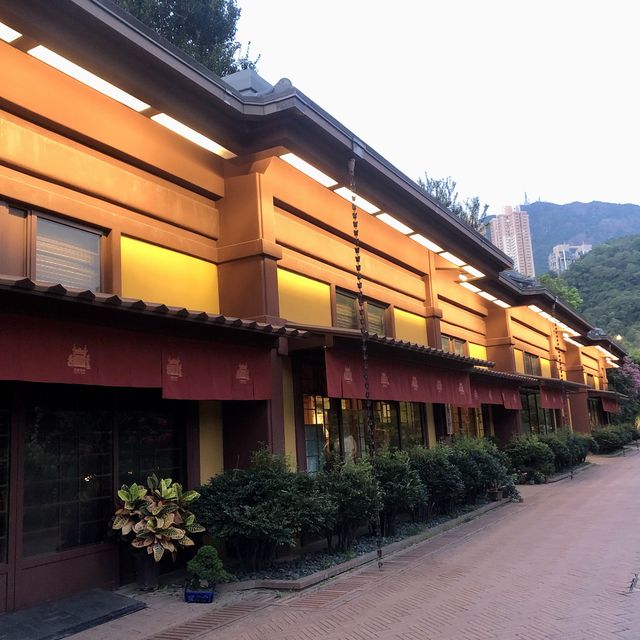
[135,552,160,591]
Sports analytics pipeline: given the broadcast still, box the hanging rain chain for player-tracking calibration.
[552,298,569,427]
[348,157,383,570]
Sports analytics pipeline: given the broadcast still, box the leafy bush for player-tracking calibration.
[372,450,425,536]
[565,432,596,463]
[503,436,555,482]
[614,423,639,443]
[316,459,380,552]
[539,434,572,471]
[187,545,231,588]
[449,437,513,500]
[592,427,626,453]
[408,445,465,516]
[194,449,331,570]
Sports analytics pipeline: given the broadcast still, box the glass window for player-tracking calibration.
[302,395,340,471]
[441,335,466,356]
[23,388,113,557]
[36,217,101,291]
[335,291,358,329]
[373,401,399,451]
[523,352,542,376]
[368,303,386,336]
[399,402,424,448]
[0,396,9,564]
[341,399,367,461]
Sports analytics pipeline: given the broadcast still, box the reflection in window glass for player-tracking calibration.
[23,393,113,557]
[341,399,367,461]
[36,217,100,291]
[368,303,386,336]
[399,402,423,448]
[0,401,9,564]
[335,291,358,329]
[374,401,399,451]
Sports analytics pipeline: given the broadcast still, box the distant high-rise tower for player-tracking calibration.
[488,206,535,277]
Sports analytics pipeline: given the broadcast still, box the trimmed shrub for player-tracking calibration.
[372,450,425,536]
[539,434,572,471]
[503,436,555,482]
[592,427,625,453]
[565,432,595,463]
[316,459,381,552]
[194,449,332,570]
[408,445,465,516]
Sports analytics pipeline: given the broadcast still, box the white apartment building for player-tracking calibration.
[488,206,536,277]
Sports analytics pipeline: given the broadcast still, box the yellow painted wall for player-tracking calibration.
[514,349,525,374]
[277,268,332,326]
[199,401,223,482]
[540,358,552,378]
[394,308,428,345]
[282,358,298,469]
[468,343,488,361]
[121,236,219,312]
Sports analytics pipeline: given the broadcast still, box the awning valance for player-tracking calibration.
[501,388,522,410]
[540,386,565,410]
[601,397,620,413]
[0,313,272,400]
[325,349,473,406]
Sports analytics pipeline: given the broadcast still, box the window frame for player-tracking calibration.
[441,334,467,356]
[33,213,106,292]
[523,352,542,376]
[333,287,389,336]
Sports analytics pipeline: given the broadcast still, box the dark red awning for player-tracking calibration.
[601,397,620,413]
[0,313,272,400]
[540,387,564,410]
[501,388,522,410]
[469,382,505,406]
[325,349,472,406]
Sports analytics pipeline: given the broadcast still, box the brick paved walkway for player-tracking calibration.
[73,452,640,640]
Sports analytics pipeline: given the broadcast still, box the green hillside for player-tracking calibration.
[563,235,640,357]
[524,201,640,274]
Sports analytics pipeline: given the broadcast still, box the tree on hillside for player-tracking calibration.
[417,174,488,232]
[537,273,583,311]
[563,235,640,358]
[114,0,259,76]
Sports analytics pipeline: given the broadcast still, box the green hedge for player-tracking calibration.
[503,436,555,483]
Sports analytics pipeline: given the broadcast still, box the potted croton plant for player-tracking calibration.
[112,474,205,590]
[184,545,231,603]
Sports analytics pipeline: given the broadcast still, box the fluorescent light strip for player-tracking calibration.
[493,299,511,308]
[478,291,497,301]
[409,233,443,253]
[563,333,584,347]
[439,251,465,267]
[460,282,481,293]
[606,358,620,368]
[595,345,619,360]
[377,213,413,235]
[28,45,150,112]
[528,305,542,313]
[0,20,21,43]
[333,187,380,214]
[280,153,337,188]
[151,113,235,159]
[462,265,485,278]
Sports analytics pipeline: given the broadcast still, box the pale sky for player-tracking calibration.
[236,1,640,214]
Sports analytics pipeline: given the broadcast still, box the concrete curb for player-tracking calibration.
[546,462,593,483]
[218,498,512,594]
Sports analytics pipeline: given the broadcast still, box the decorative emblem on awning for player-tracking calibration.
[380,372,390,388]
[436,379,443,393]
[166,356,183,381]
[458,382,466,395]
[343,366,353,385]
[236,363,250,385]
[411,375,419,391]
[67,345,91,375]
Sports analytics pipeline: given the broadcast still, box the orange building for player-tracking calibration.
[0,0,624,610]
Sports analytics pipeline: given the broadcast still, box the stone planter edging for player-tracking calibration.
[219,497,512,594]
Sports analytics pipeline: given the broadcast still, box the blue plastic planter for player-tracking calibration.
[184,584,215,603]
